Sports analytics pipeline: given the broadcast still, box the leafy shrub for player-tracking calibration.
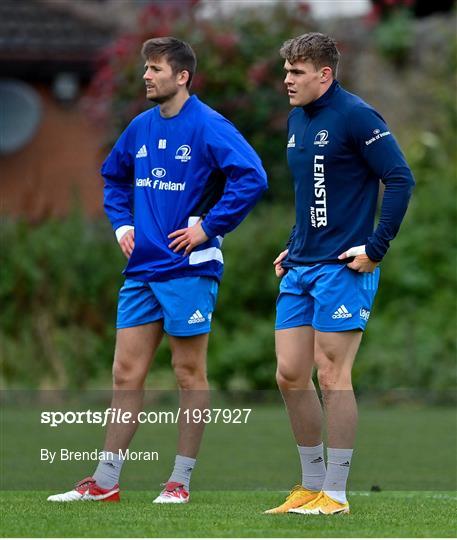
[0,211,121,388]
[2,3,455,391]
[355,128,457,391]
[374,9,414,65]
[84,1,315,201]
[1,168,455,391]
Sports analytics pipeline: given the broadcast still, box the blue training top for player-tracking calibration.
[283,80,415,267]
[102,95,268,282]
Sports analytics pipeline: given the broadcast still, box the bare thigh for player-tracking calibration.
[169,333,209,389]
[275,326,315,387]
[314,330,362,389]
[113,321,164,389]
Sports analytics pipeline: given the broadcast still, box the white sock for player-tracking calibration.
[297,443,327,492]
[168,454,196,491]
[93,452,124,488]
[322,447,353,503]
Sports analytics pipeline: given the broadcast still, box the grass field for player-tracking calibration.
[1,490,456,537]
[1,399,456,536]
[2,400,456,491]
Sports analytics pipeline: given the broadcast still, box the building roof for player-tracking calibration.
[0,0,112,62]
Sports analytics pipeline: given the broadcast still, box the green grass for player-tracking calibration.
[2,403,456,491]
[1,490,456,537]
[1,402,456,536]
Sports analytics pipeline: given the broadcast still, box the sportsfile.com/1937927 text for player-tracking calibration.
[40,408,252,428]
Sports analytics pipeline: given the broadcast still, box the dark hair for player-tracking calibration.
[141,37,197,88]
[280,32,340,77]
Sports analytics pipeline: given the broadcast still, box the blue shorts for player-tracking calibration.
[116,276,218,337]
[276,264,380,332]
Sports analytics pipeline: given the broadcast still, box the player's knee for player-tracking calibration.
[316,364,351,390]
[173,363,207,390]
[276,366,302,389]
[112,357,144,389]
[316,365,337,390]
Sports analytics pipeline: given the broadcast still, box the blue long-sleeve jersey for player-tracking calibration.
[102,95,267,282]
[283,80,414,268]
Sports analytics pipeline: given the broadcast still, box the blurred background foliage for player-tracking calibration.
[1,0,456,391]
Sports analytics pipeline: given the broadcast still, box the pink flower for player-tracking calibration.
[212,33,240,51]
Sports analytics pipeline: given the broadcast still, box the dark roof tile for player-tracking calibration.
[0,0,112,60]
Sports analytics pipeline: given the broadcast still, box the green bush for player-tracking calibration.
[0,203,290,389]
[355,129,457,391]
[2,4,455,391]
[374,9,414,65]
[1,161,455,390]
[85,1,314,201]
[0,212,121,388]
[207,204,293,389]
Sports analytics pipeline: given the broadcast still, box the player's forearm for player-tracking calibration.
[286,225,296,249]
[365,172,414,262]
[201,172,267,238]
[103,181,134,231]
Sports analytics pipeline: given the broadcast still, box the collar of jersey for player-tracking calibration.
[157,94,198,120]
[302,79,340,115]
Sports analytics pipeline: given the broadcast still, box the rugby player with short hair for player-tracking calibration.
[265,32,414,515]
[48,37,267,504]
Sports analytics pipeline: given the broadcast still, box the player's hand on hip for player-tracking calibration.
[273,249,288,278]
[119,229,135,259]
[168,221,209,256]
[338,244,378,273]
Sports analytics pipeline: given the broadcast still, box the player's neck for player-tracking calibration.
[159,91,190,118]
[314,79,334,101]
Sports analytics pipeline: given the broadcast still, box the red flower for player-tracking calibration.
[212,33,240,51]
[248,60,271,86]
[298,1,311,14]
[191,73,207,92]
[364,5,381,26]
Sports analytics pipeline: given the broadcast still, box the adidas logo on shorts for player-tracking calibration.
[332,305,352,319]
[188,310,205,324]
